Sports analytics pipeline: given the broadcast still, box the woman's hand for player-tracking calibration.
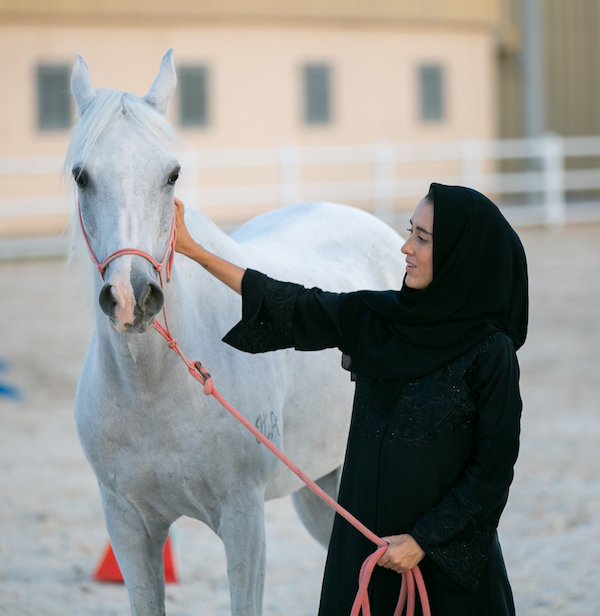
[174,197,202,258]
[172,197,245,294]
[377,534,425,574]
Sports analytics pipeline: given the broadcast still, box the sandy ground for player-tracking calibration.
[0,223,599,616]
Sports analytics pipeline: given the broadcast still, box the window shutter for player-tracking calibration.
[37,65,71,130]
[304,64,331,124]
[419,64,445,122]
[179,66,208,127]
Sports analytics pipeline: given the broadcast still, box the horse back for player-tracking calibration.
[230,201,406,291]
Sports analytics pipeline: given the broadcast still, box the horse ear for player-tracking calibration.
[143,48,177,115]
[71,52,97,117]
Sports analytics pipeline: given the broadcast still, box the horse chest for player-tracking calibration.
[76,364,264,508]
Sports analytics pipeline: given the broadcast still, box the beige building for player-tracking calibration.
[0,0,502,236]
[498,0,600,139]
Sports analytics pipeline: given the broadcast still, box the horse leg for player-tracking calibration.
[291,466,342,547]
[101,490,172,616]
[218,495,267,616]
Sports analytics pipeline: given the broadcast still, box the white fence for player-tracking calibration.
[3,135,600,239]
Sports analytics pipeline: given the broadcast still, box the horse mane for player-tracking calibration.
[63,88,179,269]
[64,88,178,174]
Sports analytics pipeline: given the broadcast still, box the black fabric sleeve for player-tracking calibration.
[410,334,522,592]
[222,269,345,353]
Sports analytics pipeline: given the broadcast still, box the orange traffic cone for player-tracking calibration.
[93,534,179,583]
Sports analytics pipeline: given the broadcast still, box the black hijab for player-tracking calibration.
[343,183,528,381]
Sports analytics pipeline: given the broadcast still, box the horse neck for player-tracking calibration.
[190,210,241,265]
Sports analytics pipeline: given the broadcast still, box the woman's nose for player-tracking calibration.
[401,238,412,255]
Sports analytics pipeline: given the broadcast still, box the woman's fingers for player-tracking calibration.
[173,198,199,256]
[174,198,187,234]
[377,534,425,574]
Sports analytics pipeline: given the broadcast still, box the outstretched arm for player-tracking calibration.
[174,198,344,354]
[174,198,245,295]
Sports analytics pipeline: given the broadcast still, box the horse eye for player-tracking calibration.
[168,172,179,185]
[73,168,88,188]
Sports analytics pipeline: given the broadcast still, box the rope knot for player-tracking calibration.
[202,378,214,396]
[194,362,214,396]
[168,339,177,350]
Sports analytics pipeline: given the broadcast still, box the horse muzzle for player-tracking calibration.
[99,271,164,333]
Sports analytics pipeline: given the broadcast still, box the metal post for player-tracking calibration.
[279,146,300,207]
[522,0,545,140]
[542,133,566,226]
[373,142,395,225]
[522,0,546,208]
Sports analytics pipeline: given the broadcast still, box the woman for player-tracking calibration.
[174,183,528,616]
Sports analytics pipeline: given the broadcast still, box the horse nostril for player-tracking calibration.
[98,283,117,317]
[137,281,164,318]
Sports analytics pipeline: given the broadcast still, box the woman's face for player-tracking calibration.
[401,198,434,290]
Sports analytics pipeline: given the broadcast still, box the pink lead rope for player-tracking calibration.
[78,201,431,616]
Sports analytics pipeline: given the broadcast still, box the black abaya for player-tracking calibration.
[223,184,527,615]
[224,270,521,616]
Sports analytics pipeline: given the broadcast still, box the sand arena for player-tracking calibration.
[0,223,599,616]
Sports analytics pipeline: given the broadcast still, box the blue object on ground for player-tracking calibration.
[0,358,21,400]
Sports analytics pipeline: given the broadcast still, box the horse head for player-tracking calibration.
[68,49,180,333]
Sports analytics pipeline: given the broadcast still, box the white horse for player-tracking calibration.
[68,49,406,616]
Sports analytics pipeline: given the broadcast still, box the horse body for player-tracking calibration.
[70,49,406,616]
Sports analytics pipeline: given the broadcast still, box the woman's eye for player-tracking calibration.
[407,227,428,243]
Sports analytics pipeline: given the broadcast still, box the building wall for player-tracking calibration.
[0,22,497,155]
[498,0,600,139]
[0,9,499,236]
[544,0,600,137]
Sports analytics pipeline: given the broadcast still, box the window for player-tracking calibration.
[303,64,331,124]
[37,65,71,130]
[179,66,208,127]
[419,64,445,122]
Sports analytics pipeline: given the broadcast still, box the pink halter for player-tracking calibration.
[77,199,177,286]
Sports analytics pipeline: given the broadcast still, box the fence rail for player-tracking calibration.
[3,135,600,240]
